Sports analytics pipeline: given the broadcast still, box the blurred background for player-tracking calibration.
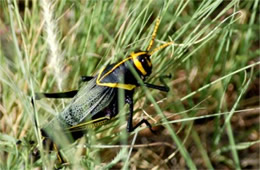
[0,0,259,169]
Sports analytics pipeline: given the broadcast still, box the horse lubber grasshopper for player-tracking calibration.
[33,18,173,163]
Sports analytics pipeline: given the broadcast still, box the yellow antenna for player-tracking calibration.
[148,41,174,56]
[146,18,161,51]
[146,17,174,56]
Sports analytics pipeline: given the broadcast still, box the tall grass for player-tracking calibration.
[0,0,259,169]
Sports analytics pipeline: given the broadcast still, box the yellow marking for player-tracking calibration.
[68,116,110,130]
[92,119,109,128]
[146,18,174,56]
[76,120,108,130]
[97,82,136,90]
[132,53,147,76]
[147,18,160,51]
[130,52,147,58]
[96,52,146,90]
[68,116,112,132]
[148,41,174,56]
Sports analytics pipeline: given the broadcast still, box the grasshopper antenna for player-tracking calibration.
[148,41,174,56]
[146,18,174,56]
[146,18,161,52]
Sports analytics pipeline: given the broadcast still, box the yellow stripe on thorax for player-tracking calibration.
[96,52,147,90]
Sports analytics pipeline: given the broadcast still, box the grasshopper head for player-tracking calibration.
[131,52,152,79]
